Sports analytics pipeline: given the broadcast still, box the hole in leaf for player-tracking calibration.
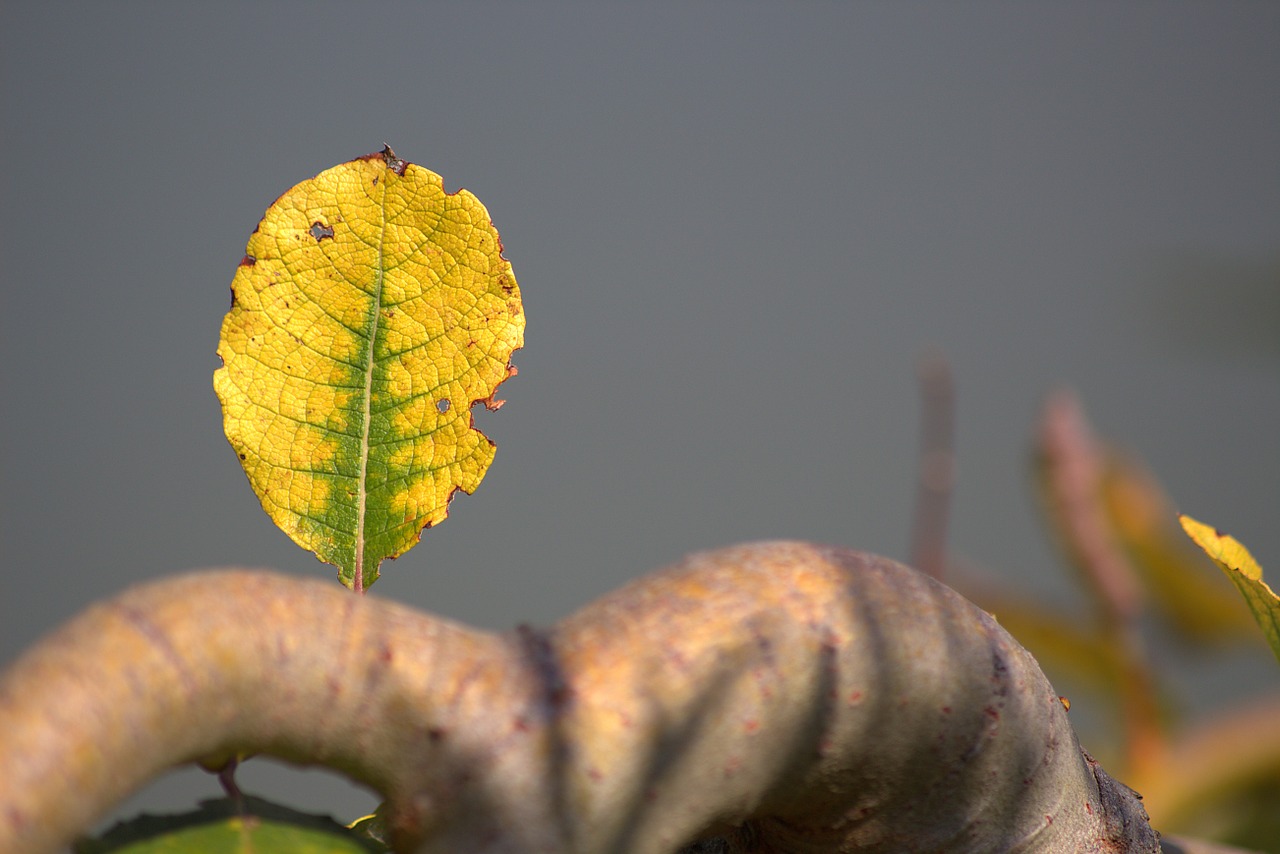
[309,221,335,242]
[436,398,451,414]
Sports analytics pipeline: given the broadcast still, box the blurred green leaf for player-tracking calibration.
[346,803,392,852]
[75,797,379,854]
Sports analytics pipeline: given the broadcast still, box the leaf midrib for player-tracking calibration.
[352,173,388,593]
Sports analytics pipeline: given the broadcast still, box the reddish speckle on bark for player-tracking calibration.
[587,767,604,782]
[513,716,531,733]
[427,727,446,743]
[723,756,743,776]
[847,690,864,705]
[1086,803,1093,815]
[984,706,1000,720]
[941,706,952,714]
[743,718,760,733]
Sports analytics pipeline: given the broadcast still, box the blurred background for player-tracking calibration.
[2,1,1277,843]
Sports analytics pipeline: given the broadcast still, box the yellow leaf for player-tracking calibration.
[1179,515,1280,664]
[214,147,524,590]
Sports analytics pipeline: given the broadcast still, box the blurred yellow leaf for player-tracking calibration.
[968,590,1122,695]
[1104,455,1256,644]
[1126,697,1280,845]
[1180,515,1280,664]
[214,148,524,590]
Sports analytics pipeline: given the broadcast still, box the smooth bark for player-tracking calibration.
[0,542,1178,852]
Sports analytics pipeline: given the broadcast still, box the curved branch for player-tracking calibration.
[1,544,1163,852]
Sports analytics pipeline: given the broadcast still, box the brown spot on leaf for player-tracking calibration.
[239,255,256,267]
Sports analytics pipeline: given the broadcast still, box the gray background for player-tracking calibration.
[3,0,1278,833]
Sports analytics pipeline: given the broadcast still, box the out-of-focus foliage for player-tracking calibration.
[76,797,380,853]
[957,391,1278,850]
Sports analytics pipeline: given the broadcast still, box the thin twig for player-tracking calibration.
[909,351,956,580]
[1035,390,1164,777]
